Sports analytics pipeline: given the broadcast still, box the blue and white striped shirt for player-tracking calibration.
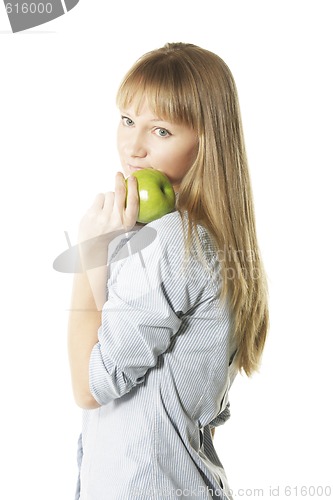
[76,211,238,499]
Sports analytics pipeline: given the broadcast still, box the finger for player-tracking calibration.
[90,193,105,210]
[124,175,139,224]
[102,191,115,213]
[114,171,127,213]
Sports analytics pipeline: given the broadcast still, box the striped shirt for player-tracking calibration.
[76,211,238,500]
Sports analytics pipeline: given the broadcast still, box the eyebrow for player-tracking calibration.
[150,118,173,125]
[121,110,172,125]
[141,116,173,125]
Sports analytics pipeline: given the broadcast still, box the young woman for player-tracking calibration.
[68,42,269,499]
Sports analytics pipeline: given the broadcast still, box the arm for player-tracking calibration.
[67,173,138,409]
[68,271,103,409]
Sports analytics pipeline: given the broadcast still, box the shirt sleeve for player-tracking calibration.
[89,213,218,406]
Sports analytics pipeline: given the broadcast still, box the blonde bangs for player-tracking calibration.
[116,54,201,131]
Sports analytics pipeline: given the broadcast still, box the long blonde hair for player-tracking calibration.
[117,43,269,376]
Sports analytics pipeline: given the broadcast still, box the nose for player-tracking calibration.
[127,130,147,158]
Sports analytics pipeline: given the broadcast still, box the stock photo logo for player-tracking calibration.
[3,0,79,33]
[53,227,158,273]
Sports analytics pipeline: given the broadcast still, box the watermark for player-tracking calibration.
[128,484,332,498]
[129,485,228,498]
[228,485,333,497]
[53,226,157,274]
[53,229,262,280]
[53,228,264,309]
[215,245,258,264]
[3,0,79,33]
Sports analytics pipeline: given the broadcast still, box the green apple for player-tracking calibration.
[126,169,176,223]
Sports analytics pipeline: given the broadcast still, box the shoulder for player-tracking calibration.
[107,211,222,313]
[109,210,220,286]
[127,211,185,263]
[146,210,183,238]
[146,211,221,290]
[146,210,216,254]
[110,210,217,272]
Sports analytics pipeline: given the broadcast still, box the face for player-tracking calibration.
[117,100,198,192]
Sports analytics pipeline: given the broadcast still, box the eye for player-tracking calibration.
[121,115,134,127]
[154,127,171,138]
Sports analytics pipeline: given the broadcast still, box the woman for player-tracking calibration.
[68,42,269,499]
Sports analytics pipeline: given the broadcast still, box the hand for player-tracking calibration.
[77,172,138,269]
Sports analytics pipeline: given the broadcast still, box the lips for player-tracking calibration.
[128,165,150,172]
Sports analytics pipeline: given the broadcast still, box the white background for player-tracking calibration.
[1,1,332,499]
